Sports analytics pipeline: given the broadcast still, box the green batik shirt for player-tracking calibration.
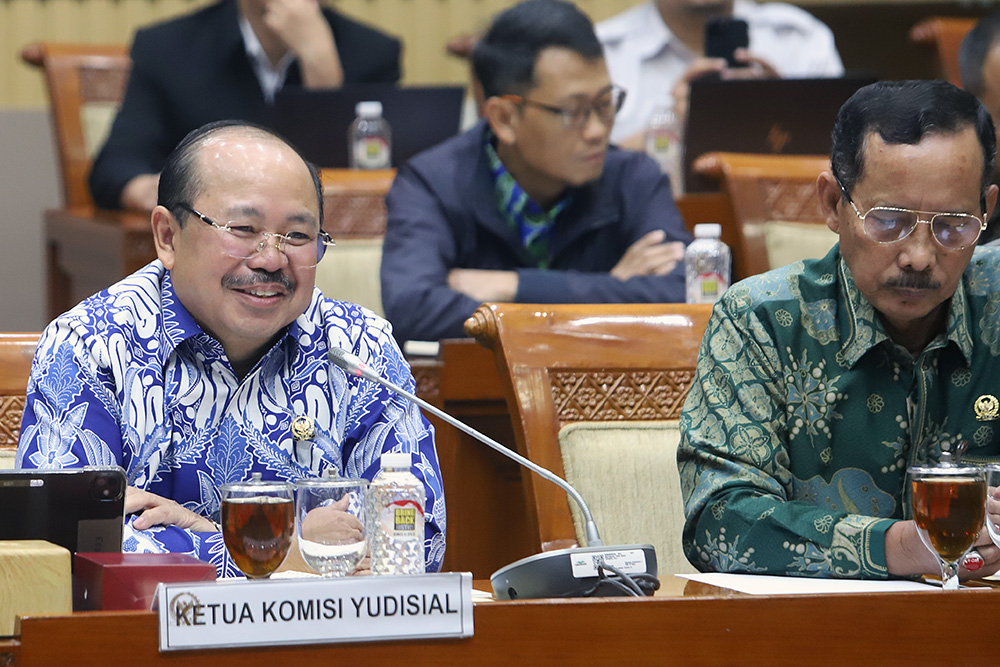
[679,243,1000,579]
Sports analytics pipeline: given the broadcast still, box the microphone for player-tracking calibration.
[329,346,658,599]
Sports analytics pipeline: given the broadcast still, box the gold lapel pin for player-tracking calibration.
[290,415,316,441]
[974,394,999,421]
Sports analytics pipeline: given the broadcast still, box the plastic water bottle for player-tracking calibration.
[368,452,425,575]
[645,104,683,194]
[349,101,391,169]
[685,223,731,304]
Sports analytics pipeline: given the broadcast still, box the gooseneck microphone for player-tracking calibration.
[329,346,658,599]
[329,345,603,547]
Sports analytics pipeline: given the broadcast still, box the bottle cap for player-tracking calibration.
[694,223,722,239]
[382,452,412,469]
[355,101,383,117]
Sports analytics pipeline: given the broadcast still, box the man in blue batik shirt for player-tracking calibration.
[17,120,445,577]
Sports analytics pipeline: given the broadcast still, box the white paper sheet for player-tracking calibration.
[679,572,939,595]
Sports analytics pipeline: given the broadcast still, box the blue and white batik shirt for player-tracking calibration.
[17,261,445,577]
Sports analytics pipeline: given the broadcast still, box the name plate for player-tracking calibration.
[155,572,473,651]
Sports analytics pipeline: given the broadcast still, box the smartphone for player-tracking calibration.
[0,466,126,553]
[705,18,750,68]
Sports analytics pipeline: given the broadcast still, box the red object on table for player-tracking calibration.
[73,553,216,611]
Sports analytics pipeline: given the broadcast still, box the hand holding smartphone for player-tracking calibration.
[704,17,749,68]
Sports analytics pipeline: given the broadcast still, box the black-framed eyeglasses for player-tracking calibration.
[838,187,986,250]
[177,203,336,267]
[502,85,626,130]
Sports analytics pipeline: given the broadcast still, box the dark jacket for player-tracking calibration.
[380,121,692,342]
[89,0,401,209]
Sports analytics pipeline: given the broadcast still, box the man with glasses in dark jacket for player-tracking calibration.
[380,0,692,344]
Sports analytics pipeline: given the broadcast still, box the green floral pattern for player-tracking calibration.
[679,244,1000,579]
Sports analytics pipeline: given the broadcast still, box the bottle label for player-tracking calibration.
[380,499,423,541]
[647,129,676,153]
[353,136,390,169]
[695,271,729,301]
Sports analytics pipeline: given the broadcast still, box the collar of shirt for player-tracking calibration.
[483,130,571,269]
[159,266,302,364]
[599,0,810,64]
[238,14,296,104]
[837,255,973,368]
[600,0,690,63]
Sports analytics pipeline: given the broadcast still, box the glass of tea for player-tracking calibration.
[909,463,986,590]
[220,473,295,579]
[295,476,369,576]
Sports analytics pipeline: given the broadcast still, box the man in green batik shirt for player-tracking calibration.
[679,79,1000,580]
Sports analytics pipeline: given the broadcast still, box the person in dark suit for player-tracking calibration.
[89,0,401,211]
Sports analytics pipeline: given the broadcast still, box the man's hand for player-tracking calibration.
[126,486,218,532]
[986,485,1000,534]
[448,268,518,303]
[278,496,368,575]
[885,519,1000,581]
[300,496,365,545]
[611,230,685,281]
[262,0,343,88]
[725,49,780,80]
[119,173,159,211]
[671,51,778,121]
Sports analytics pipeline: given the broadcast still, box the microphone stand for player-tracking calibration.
[329,347,658,599]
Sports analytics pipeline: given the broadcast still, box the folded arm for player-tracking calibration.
[382,155,689,342]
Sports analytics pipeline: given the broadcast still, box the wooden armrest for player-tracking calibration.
[21,42,45,68]
[446,32,480,59]
[692,153,726,180]
[464,304,499,349]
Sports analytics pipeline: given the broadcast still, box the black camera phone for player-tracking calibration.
[705,17,750,68]
[0,466,126,553]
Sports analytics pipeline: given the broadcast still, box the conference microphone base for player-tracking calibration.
[490,544,658,600]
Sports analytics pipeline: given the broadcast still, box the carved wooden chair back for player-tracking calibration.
[465,303,712,563]
[0,333,40,467]
[314,169,395,316]
[909,17,977,87]
[21,42,130,208]
[693,151,834,279]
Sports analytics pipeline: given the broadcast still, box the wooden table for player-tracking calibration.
[5,582,999,666]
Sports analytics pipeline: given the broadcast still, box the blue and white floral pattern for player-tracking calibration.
[17,262,445,576]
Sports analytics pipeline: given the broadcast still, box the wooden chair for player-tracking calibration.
[465,303,713,575]
[315,169,395,316]
[693,151,835,279]
[21,42,130,208]
[910,17,977,87]
[0,334,40,468]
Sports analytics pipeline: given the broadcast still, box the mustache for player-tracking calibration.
[883,272,941,290]
[223,268,296,292]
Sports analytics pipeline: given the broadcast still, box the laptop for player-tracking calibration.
[0,467,126,553]
[682,76,876,192]
[269,84,466,168]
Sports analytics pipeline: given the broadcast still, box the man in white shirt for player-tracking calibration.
[598,0,843,145]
